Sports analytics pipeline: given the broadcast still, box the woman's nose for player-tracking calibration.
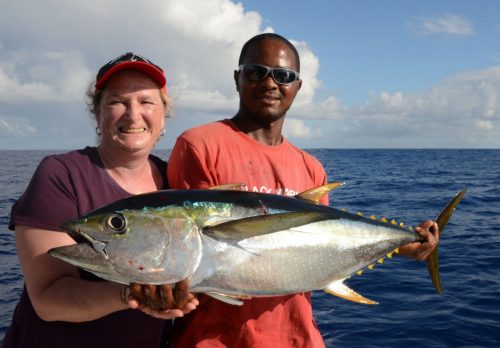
[124,101,142,120]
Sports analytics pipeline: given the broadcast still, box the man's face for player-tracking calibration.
[235,39,302,125]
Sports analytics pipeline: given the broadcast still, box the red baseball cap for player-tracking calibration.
[95,52,167,92]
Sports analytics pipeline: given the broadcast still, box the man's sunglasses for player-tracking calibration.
[238,64,300,85]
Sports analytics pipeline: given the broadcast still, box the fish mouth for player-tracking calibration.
[60,222,109,259]
[48,243,114,281]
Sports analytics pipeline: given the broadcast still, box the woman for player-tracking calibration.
[3,52,197,347]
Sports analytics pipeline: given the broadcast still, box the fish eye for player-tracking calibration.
[106,213,127,233]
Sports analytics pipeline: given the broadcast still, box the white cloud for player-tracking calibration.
[283,118,322,139]
[171,89,239,113]
[292,40,320,106]
[476,119,493,130]
[0,0,298,148]
[0,51,91,103]
[164,0,268,44]
[0,116,37,136]
[291,95,345,121]
[343,67,500,144]
[408,14,474,36]
[0,0,497,149]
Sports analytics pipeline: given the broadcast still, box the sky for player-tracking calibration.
[1,0,499,149]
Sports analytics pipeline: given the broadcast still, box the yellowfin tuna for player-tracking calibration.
[49,185,466,305]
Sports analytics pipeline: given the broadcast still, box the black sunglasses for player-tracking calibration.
[238,64,300,85]
[96,52,163,81]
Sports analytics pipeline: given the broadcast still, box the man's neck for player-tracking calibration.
[231,113,284,146]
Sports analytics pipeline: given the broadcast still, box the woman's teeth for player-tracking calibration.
[120,127,146,133]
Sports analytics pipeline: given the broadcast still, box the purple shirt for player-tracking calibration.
[3,147,169,347]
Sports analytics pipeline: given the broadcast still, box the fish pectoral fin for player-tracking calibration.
[202,218,235,228]
[296,182,344,204]
[209,183,245,191]
[202,211,332,243]
[324,280,378,305]
[206,292,250,306]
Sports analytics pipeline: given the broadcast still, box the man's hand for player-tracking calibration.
[126,279,198,319]
[398,220,439,261]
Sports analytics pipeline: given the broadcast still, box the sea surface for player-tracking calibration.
[1,149,499,347]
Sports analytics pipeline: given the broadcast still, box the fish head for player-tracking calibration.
[51,206,203,285]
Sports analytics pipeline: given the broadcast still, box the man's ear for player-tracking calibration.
[234,70,240,92]
[297,79,302,91]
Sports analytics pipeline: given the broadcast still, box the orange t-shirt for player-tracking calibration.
[167,119,327,348]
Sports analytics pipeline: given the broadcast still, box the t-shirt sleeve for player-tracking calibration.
[9,156,78,232]
[167,136,216,189]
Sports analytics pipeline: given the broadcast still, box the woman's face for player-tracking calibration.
[96,70,166,155]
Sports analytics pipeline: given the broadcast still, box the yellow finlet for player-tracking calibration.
[381,217,388,223]
[370,215,377,220]
[357,270,364,276]
[368,264,374,270]
[357,212,363,216]
[377,258,384,264]
[394,248,399,254]
[387,252,393,259]
[390,219,397,225]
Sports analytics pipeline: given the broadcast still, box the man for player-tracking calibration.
[167,33,439,347]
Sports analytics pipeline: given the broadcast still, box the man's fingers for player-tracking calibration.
[159,284,175,310]
[174,279,190,309]
[146,284,157,303]
[130,284,167,310]
[430,222,439,243]
[128,282,193,311]
[130,283,146,304]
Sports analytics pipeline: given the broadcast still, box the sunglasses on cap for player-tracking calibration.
[95,52,166,91]
[238,64,300,85]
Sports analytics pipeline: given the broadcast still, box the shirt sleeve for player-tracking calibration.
[167,137,216,189]
[9,156,78,232]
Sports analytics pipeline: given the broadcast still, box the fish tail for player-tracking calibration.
[426,189,467,294]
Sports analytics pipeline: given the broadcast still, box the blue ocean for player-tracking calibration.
[1,149,499,347]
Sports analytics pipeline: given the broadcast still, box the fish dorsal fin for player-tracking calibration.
[296,182,344,204]
[324,279,378,305]
[426,189,467,294]
[202,211,332,243]
[209,183,245,191]
[206,292,249,306]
